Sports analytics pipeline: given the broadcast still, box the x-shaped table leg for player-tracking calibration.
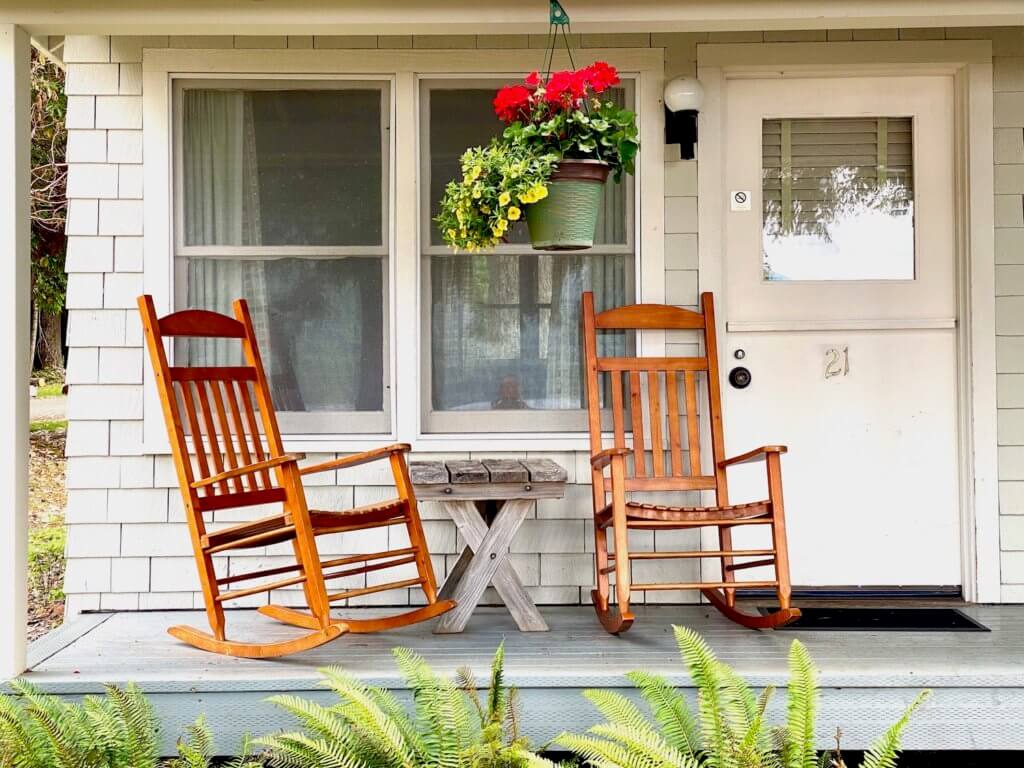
[434,499,548,633]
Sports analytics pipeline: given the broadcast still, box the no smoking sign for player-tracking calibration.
[730,190,752,211]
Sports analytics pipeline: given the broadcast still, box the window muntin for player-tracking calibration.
[762,116,915,282]
[173,80,391,433]
[420,79,635,433]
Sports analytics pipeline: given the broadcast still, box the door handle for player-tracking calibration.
[728,366,752,389]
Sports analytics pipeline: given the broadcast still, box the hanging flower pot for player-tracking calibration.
[525,159,610,251]
[436,61,638,254]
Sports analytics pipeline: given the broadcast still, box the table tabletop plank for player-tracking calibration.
[481,458,530,482]
[521,458,569,483]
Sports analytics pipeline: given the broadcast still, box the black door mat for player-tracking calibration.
[758,606,989,632]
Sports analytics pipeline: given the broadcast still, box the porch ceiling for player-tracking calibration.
[4,0,1024,37]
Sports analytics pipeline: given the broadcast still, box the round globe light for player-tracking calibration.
[663,76,705,113]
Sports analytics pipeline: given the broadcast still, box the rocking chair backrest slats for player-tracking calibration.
[138,296,290,521]
[582,291,729,504]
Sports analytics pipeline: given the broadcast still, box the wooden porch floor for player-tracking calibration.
[23,604,1024,753]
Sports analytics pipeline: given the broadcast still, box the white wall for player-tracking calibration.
[59,26,1024,612]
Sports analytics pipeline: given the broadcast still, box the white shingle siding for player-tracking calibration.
[60,30,1024,612]
[994,40,1024,590]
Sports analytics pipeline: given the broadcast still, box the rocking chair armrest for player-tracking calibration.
[591,447,633,470]
[718,445,788,468]
[298,443,412,476]
[191,453,306,489]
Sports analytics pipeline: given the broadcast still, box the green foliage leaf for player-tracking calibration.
[559,627,928,768]
[859,692,930,768]
[262,645,545,768]
[784,641,818,768]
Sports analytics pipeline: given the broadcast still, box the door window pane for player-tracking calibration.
[762,117,914,281]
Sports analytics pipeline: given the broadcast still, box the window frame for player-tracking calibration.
[142,47,664,453]
[418,76,637,434]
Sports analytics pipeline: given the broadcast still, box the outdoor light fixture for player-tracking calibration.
[664,76,704,159]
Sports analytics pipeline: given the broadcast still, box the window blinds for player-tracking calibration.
[762,117,914,237]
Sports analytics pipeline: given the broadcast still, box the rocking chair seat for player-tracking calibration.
[201,498,408,551]
[596,499,771,527]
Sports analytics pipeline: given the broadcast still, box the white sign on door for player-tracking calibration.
[730,190,752,211]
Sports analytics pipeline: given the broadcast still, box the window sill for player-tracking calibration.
[284,433,592,454]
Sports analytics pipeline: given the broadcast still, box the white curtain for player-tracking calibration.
[183,91,265,368]
[181,89,385,413]
[544,253,628,409]
[430,252,628,414]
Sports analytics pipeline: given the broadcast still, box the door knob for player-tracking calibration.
[729,366,752,389]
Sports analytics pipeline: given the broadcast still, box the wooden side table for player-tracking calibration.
[409,458,567,633]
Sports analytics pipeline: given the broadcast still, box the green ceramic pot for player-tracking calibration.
[526,159,610,251]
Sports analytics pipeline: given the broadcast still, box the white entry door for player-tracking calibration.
[719,74,961,588]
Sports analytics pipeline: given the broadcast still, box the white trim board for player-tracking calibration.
[727,319,958,332]
[11,0,1024,36]
[696,39,997,602]
[142,47,665,454]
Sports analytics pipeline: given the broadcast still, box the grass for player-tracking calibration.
[28,419,66,639]
[30,419,68,433]
[36,382,64,398]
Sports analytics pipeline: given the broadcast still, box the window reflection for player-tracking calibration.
[762,117,914,281]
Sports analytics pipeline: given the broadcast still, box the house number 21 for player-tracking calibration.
[824,346,850,379]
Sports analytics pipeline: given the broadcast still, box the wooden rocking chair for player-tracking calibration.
[138,295,454,658]
[582,291,800,633]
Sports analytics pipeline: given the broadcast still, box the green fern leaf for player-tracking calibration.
[486,643,507,728]
[625,671,701,757]
[673,625,737,768]
[859,691,930,768]
[783,641,818,768]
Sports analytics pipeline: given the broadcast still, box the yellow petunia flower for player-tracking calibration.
[507,206,521,221]
[532,184,549,200]
[498,191,511,206]
[447,228,457,239]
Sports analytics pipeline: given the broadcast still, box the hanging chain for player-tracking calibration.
[542,0,576,79]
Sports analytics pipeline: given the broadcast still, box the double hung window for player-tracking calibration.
[420,79,636,433]
[173,80,391,433]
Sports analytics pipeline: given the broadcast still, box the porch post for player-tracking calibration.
[0,23,31,682]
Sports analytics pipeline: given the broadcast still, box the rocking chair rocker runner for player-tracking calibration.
[582,291,800,632]
[138,295,454,658]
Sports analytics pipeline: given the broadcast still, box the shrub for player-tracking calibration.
[556,625,929,768]
[0,683,261,768]
[0,680,161,768]
[258,643,552,768]
[168,715,262,768]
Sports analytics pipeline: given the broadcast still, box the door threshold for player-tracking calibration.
[742,586,963,603]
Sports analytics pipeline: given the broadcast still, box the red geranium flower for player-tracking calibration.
[584,61,620,93]
[493,84,532,123]
[543,69,587,108]
[525,70,541,88]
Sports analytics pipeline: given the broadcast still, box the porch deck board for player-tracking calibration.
[23,605,1024,753]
